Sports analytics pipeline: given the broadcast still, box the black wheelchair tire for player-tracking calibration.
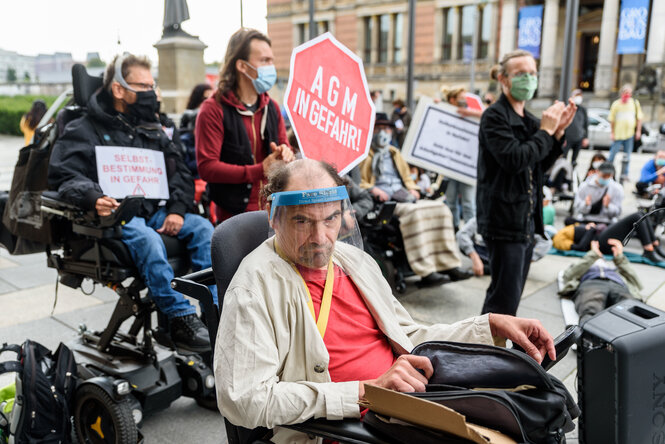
[195,394,218,411]
[74,384,138,444]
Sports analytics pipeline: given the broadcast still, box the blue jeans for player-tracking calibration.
[445,180,476,228]
[121,208,217,318]
[608,137,634,177]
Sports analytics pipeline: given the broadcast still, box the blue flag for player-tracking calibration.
[617,0,650,54]
[518,6,543,59]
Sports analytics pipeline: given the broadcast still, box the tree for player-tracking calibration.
[87,58,106,68]
[6,67,17,83]
[23,71,31,82]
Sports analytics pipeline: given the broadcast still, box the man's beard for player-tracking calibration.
[298,242,334,269]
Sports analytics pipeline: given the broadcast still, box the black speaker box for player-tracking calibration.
[578,299,665,444]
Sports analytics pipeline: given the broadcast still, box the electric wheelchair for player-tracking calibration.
[2,64,215,443]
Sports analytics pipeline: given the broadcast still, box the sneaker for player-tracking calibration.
[169,314,211,352]
[442,267,474,281]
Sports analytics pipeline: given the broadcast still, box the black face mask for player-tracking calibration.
[125,90,159,123]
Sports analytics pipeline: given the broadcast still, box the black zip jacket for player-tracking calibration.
[48,89,194,219]
[476,94,563,242]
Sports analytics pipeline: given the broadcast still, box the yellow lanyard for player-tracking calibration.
[275,242,334,339]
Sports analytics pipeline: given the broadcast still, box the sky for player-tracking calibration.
[1,0,268,64]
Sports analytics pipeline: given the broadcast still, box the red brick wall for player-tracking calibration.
[268,21,293,71]
[335,14,358,53]
[414,3,435,64]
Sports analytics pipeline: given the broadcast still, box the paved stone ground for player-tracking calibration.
[0,134,664,443]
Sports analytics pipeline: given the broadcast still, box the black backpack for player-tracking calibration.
[0,340,77,444]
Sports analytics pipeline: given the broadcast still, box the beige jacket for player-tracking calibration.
[214,237,493,442]
[359,145,420,191]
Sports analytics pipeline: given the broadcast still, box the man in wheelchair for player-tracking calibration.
[48,53,215,352]
[214,159,556,442]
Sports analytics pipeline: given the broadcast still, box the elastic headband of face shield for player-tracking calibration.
[113,55,134,91]
[268,186,364,269]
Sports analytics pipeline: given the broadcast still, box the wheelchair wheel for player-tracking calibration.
[195,394,218,411]
[74,384,138,444]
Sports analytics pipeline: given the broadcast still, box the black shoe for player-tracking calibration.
[442,267,474,281]
[419,272,449,287]
[169,314,211,352]
[642,250,663,264]
[653,245,665,259]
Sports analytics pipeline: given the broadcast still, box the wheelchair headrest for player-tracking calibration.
[72,64,103,108]
[211,211,271,300]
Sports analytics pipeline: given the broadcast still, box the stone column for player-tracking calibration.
[594,0,620,97]
[499,0,517,58]
[371,15,379,64]
[646,0,665,65]
[451,7,461,60]
[387,15,395,64]
[538,0,560,97]
[154,35,207,114]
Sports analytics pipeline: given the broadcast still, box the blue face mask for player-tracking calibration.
[244,62,276,94]
[597,177,610,186]
[656,159,665,167]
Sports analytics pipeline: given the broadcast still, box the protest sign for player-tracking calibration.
[95,146,169,199]
[402,97,479,186]
[284,32,375,175]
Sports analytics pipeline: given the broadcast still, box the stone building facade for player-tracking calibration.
[267,0,665,120]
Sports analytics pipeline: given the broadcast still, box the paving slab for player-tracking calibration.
[0,260,58,289]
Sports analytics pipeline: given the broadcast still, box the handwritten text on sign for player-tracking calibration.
[402,98,479,186]
[95,146,169,199]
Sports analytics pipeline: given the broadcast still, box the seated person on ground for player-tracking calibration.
[214,159,556,440]
[358,113,471,286]
[48,54,216,352]
[558,240,642,325]
[545,155,573,195]
[636,150,665,196]
[552,214,665,263]
[573,162,623,224]
[457,216,551,277]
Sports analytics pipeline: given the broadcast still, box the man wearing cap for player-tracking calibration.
[49,54,215,352]
[573,161,624,224]
[357,113,472,286]
[214,158,556,441]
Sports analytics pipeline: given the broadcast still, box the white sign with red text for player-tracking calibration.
[95,146,169,199]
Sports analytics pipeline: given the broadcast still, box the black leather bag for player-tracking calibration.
[409,341,580,444]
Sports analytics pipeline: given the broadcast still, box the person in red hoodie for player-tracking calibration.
[196,28,294,222]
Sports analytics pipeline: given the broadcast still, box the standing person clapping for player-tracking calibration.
[476,50,577,316]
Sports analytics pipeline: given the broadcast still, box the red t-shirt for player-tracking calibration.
[297,264,395,382]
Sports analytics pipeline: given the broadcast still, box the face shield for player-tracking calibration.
[268,186,364,270]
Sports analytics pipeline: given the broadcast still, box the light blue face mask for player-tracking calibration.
[656,159,665,167]
[244,62,276,94]
[597,177,610,186]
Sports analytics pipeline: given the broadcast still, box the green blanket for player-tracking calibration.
[549,248,665,268]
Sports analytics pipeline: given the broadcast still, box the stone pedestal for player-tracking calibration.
[154,35,207,114]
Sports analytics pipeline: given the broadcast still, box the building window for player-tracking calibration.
[317,21,329,35]
[394,13,403,64]
[364,16,373,63]
[442,8,453,61]
[479,4,492,59]
[459,5,475,61]
[378,14,390,63]
[298,23,306,45]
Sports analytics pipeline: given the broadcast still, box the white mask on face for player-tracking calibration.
[592,161,603,169]
[373,130,392,148]
[572,96,583,105]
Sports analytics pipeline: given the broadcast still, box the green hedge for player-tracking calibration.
[0,95,57,136]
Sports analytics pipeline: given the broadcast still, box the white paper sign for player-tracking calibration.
[95,146,169,199]
[401,97,480,186]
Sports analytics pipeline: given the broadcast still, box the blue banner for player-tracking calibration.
[517,6,543,59]
[617,0,650,54]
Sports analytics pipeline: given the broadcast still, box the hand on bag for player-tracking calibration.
[489,314,556,364]
[95,196,120,217]
[585,195,592,206]
[602,194,611,207]
[360,354,433,398]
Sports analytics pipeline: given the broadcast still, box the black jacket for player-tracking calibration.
[48,89,194,219]
[476,94,563,242]
[564,105,588,143]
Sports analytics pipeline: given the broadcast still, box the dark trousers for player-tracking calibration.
[597,212,657,254]
[482,238,534,316]
[574,279,633,325]
[563,139,583,165]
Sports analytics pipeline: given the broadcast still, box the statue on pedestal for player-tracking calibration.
[163,0,192,37]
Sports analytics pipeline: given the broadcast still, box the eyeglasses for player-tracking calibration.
[126,82,157,92]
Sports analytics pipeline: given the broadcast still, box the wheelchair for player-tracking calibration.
[1,64,215,443]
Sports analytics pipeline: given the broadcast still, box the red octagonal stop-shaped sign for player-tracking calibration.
[284,33,375,175]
